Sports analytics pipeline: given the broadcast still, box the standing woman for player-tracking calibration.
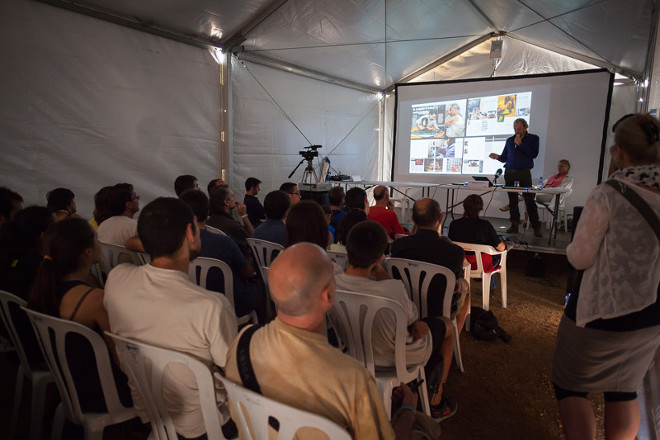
[552,114,660,439]
[29,217,131,411]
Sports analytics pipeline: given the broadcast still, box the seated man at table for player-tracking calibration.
[368,185,406,240]
[336,220,457,421]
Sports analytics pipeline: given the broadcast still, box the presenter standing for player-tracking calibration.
[489,118,542,237]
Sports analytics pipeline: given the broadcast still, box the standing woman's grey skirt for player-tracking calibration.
[552,314,660,393]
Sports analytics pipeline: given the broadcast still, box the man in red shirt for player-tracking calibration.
[368,185,406,239]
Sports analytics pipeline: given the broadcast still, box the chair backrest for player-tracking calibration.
[330,290,417,380]
[0,290,46,375]
[99,242,146,272]
[326,251,347,269]
[21,307,131,424]
[246,238,283,283]
[384,258,455,319]
[188,257,234,304]
[106,333,223,440]
[217,376,351,440]
[452,242,506,277]
[206,225,227,236]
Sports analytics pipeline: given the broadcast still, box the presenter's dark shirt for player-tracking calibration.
[391,229,465,317]
[498,132,539,170]
[244,194,265,228]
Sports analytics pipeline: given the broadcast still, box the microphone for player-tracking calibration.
[493,168,502,184]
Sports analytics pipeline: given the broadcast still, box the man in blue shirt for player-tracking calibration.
[252,190,289,247]
[489,118,542,237]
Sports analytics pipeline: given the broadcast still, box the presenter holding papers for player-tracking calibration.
[488,118,543,237]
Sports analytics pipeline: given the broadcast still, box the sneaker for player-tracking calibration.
[431,395,457,421]
[506,222,519,234]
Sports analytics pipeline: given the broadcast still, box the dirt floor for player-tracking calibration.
[440,250,604,440]
[1,250,609,440]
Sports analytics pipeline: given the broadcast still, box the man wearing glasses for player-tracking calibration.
[279,182,302,207]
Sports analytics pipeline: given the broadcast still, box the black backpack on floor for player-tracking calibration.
[470,306,511,342]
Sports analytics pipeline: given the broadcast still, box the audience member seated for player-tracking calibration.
[0,187,23,227]
[28,218,131,412]
[243,177,265,228]
[392,198,470,334]
[336,221,455,421]
[321,205,336,242]
[0,207,55,299]
[279,182,301,207]
[328,209,367,253]
[328,186,347,231]
[448,194,507,289]
[180,189,262,319]
[345,187,368,212]
[96,183,141,247]
[225,242,423,440]
[207,186,253,258]
[286,200,330,249]
[369,185,406,239]
[207,178,226,196]
[89,186,112,231]
[174,174,199,197]
[104,197,238,440]
[252,190,289,247]
[47,187,80,222]
[536,159,572,205]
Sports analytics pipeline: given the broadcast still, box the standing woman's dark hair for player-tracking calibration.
[286,200,329,249]
[29,218,95,314]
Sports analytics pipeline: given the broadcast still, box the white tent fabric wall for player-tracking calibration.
[230,57,381,195]
[0,0,221,218]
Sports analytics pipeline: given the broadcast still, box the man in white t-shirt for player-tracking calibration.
[335,220,457,421]
[104,197,238,439]
[97,183,140,247]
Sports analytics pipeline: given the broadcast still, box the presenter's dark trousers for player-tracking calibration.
[504,168,540,227]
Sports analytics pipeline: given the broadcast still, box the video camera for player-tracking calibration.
[299,145,322,161]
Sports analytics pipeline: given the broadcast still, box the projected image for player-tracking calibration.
[407,91,532,175]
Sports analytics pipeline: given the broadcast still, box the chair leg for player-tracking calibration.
[29,375,51,440]
[10,366,25,440]
[83,420,106,440]
[417,372,431,417]
[500,270,508,308]
[51,405,65,440]
[482,274,491,311]
[452,319,464,373]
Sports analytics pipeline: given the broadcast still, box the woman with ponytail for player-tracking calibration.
[28,217,131,411]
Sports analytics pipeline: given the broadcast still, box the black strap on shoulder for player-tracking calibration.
[236,324,264,394]
[605,180,660,243]
[68,287,95,321]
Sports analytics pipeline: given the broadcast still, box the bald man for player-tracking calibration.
[224,243,417,439]
[368,185,406,239]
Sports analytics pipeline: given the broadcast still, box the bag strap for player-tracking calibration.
[605,180,660,243]
[236,324,264,394]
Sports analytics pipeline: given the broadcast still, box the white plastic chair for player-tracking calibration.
[99,242,147,273]
[452,242,508,311]
[21,307,136,440]
[105,333,225,440]
[246,238,283,283]
[188,257,257,326]
[0,290,54,440]
[217,376,351,440]
[384,258,464,373]
[329,289,431,418]
[326,250,347,270]
[206,225,227,236]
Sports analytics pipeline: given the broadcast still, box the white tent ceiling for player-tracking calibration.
[40,0,659,90]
